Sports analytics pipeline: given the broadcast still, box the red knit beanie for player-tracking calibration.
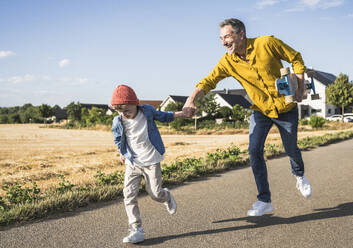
[110,85,139,106]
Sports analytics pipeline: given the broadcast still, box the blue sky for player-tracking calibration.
[1,0,352,107]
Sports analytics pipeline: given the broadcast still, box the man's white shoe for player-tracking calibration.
[164,188,177,214]
[122,227,144,243]
[247,201,273,216]
[296,175,312,198]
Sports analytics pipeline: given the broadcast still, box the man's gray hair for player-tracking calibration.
[219,18,246,34]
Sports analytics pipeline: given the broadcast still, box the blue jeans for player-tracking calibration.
[248,106,304,203]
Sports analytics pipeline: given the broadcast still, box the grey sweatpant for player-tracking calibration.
[123,163,170,229]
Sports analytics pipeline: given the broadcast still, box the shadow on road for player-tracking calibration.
[138,202,353,246]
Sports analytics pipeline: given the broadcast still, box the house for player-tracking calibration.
[139,100,163,109]
[160,91,252,113]
[160,95,188,111]
[298,69,339,119]
[213,93,251,110]
[52,108,68,122]
[80,103,110,111]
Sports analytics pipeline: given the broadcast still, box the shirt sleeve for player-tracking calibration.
[268,36,306,74]
[196,57,229,94]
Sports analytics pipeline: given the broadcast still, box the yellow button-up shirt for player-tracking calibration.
[196,35,306,118]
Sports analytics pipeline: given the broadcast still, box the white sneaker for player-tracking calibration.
[122,227,144,243]
[247,201,273,216]
[296,175,312,198]
[164,188,177,215]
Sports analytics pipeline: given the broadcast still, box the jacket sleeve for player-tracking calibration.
[268,36,306,74]
[111,117,122,152]
[150,106,175,123]
[196,56,229,94]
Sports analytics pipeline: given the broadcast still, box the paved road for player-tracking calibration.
[1,139,353,248]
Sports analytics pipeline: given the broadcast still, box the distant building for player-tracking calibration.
[52,108,68,122]
[213,93,251,109]
[160,91,252,112]
[139,100,163,109]
[160,95,188,111]
[298,69,342,119]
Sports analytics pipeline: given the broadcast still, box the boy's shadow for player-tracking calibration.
[137,202,353,246]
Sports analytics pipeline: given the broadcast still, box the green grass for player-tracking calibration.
[1,130,353,226]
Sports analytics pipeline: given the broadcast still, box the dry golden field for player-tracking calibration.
[0,123,352,193]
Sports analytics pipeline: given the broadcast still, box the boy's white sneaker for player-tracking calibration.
[122,227,144,243]
[296,175,312,198]
[247,201,273,216]
[164,188,177,215]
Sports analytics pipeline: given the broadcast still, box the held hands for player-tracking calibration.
[182,97,197,118]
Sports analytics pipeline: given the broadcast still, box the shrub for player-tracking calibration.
[94,170,124,186]
[299,119,309,125]
[309,115,326,128]
[2,183,41,205]
[0,196,8,211]
[57,175,75,193]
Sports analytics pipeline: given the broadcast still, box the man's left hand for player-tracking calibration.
[295,73,305,102]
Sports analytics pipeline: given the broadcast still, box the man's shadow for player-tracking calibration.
[137,202,353,246]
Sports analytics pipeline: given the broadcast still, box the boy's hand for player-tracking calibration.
[119,154,126,164]
[174,110,188,118]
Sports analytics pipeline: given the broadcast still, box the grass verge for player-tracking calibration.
[1,130,353,226]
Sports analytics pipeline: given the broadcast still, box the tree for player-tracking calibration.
[20,106,40,123]
[87,107,105,126]
[65,102,82,122]
[218,106,233,120]
[39,104,53,123]
[232,104,248,121]
[326,73,353,122]
[197,93,220,118]
[164,101,183,112]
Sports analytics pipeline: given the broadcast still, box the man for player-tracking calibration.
[183,18,312,217]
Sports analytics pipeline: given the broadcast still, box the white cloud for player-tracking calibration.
[59,59,71,68]
[300,0,344,9]
[256,0,280,9]
[301,0,320,7]
[285,6,305,12]
[0,50,15,59]
[2,74,89,85]
[8,74,37,84]
[347,13,353,18]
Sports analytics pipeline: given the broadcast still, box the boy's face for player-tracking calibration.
[112,104,138,119]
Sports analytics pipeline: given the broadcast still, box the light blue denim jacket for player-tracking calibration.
[112,104,174,164]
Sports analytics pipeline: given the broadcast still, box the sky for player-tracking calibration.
[1,0,353,107]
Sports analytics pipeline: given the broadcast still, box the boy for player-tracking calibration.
[111,84,186,243]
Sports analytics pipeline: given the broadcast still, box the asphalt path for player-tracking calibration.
[1,139,353,248]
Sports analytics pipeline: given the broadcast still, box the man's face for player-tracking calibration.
[220,25,244,55]
[112,104,138,119]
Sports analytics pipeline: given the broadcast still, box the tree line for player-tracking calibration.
[1,73,352,126]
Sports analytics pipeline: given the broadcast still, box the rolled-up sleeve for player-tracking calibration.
[196,58,229,94]
[269,36,306,74]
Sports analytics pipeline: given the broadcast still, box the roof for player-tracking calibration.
[139,100,162,109]
[211,88,247,96]
[80,103,109,110]
[53,108,68,120]
[311,70,336,86]
[216,93,251,109]
[169,95,188,104]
